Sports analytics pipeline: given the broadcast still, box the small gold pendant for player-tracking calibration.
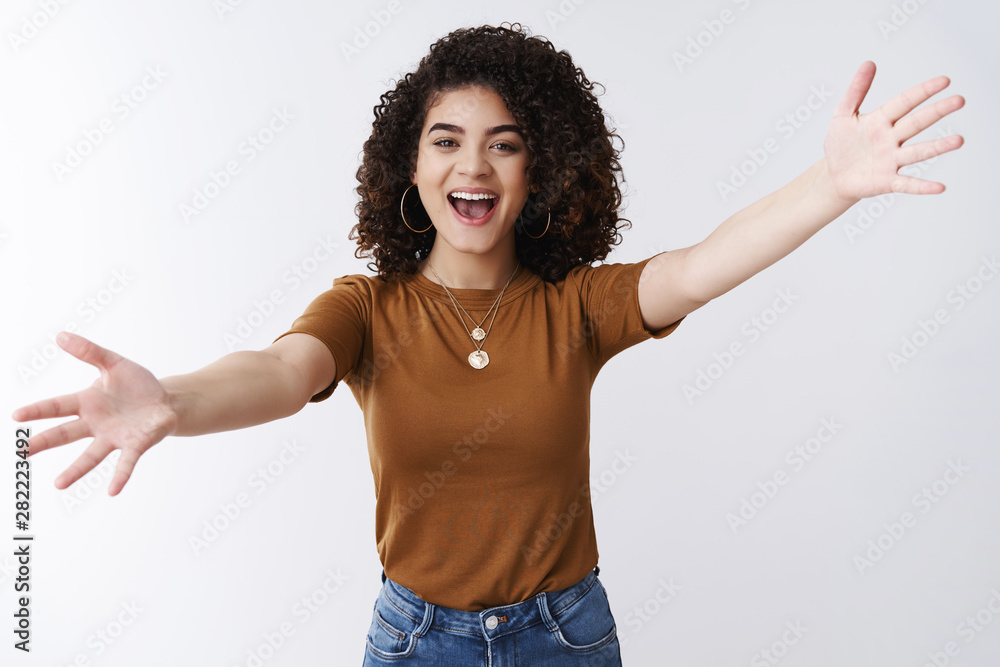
[471,327,486,341]
[468,350,489,369]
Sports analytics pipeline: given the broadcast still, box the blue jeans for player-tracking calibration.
[362,566,622,666]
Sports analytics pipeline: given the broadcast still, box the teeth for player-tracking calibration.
[450,191,496,201]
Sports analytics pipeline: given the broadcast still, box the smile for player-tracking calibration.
[448,192,498,226]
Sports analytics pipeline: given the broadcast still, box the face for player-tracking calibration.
[409,85,531,258]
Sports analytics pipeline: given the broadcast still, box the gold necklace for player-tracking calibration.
[427,262,520,369]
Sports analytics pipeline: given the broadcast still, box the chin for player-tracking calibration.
[435,221,515,256]
[438,233,506,256]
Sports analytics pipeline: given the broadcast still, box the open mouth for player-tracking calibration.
[448,193,497,221]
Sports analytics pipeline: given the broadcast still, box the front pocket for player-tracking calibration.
[549,580,619,652]
[366,608,414,659]
[552,621,618,652]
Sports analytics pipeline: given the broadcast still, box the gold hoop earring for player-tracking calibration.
[401,184,433,233]
[518,210,550,239]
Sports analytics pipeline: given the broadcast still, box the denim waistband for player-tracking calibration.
[378,566,602,639]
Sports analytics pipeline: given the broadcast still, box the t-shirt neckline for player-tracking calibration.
[401,264,541,307]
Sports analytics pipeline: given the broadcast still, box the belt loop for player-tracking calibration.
[536,592,559,632]
[415,601,435,638]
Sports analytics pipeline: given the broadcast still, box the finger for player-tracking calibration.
[25,418,92,457]
[11,391,82,422]
[889,173,947,195]
[56,331,126,374]
[896,134,965,168]
[881,74,951,125]
[109,448,141,497]
[894,94,966,142]
[54,439,114,490]
[833,61,876,118]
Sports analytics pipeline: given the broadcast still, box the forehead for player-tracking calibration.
[422,85,515,126]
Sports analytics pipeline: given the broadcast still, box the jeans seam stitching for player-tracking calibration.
[551,575,597,615]
[383,586,421,624]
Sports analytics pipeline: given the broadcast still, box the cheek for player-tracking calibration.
[414,150,447,179]
[503,168,530,195]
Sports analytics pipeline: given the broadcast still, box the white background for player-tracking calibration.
[1,1,998,665]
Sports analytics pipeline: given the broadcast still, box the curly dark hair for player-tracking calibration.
[350,22,630,283]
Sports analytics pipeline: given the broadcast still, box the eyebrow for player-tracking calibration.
[427,123,523,137]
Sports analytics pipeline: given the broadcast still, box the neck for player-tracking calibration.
[421,241,519,290]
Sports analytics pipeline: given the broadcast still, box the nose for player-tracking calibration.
[457,144,492,179]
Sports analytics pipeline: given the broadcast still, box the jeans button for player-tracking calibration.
[485,615,499,630]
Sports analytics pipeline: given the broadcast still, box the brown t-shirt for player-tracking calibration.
[272,256,683,611]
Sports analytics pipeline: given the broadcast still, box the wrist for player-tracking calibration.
[815,157,862,211]
[160,379,194,438]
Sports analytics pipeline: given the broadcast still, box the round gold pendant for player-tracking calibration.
[471,327,486,341]
[468,350,489,369]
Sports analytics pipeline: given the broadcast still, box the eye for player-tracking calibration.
[431,139,519,152]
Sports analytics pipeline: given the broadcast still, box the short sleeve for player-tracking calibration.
[271,274,372,402]
[570,254,685,366]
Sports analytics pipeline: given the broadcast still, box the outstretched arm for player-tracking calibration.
[638,61,966,331]
[11,331,335,496]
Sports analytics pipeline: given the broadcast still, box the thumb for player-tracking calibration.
[833,60,876,118]
[57,332,126,374]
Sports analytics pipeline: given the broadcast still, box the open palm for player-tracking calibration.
[12,332,178,496]
[824,60,965,201]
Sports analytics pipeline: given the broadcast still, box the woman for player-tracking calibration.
[13,22,964,666]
